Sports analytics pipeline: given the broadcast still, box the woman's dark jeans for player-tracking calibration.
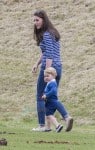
[36,65,62,126]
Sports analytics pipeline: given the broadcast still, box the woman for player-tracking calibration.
[32,10,62,131]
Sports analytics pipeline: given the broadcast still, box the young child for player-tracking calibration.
[42,67,73,132]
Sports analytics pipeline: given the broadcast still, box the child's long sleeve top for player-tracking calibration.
[44,79,58,102]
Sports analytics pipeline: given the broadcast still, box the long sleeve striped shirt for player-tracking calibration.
[39,31,62,67]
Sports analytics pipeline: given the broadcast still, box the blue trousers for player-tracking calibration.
[36,65,62,126]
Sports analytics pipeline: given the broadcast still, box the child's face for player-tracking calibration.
[44,73,54,82]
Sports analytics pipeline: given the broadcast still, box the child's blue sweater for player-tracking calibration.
[44,79,58,102]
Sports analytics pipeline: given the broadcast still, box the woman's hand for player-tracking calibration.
[32,54,43,73]
[46,59,52,68]
[32,64,38,73]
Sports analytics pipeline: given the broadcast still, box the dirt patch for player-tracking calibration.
[0,131,15,134]
[34,140,80,145]
[0,138,7,146]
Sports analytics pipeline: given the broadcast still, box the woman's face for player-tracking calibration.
[34,16,43,29]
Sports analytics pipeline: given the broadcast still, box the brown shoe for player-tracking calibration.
[65,117,73,132]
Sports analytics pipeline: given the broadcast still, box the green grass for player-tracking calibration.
[0,121,95,150]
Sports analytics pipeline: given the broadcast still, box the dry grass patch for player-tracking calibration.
[0,0,95,124]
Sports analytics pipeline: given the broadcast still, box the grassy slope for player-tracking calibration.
[0,0,95,125]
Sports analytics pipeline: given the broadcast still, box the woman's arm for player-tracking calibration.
[32,53,43,73]
[43,32,54,68]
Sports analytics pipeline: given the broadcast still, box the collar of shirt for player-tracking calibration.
[47,79,56,86]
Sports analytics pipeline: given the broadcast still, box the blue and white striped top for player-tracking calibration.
[39,31,62,67]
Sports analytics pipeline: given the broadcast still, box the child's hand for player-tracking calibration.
[42,94,46,100]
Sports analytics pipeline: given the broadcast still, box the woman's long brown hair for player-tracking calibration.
[33,10,60,45]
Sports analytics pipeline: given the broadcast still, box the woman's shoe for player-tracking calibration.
[44,129,52,132]
[65,117,73,132]
[32,126,45,132]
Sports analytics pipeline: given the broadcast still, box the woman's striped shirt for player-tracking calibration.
[39,31,62,67]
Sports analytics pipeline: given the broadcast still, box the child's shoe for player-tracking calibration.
[56,124,63,133]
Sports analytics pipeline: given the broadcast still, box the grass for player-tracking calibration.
[0,121,95,150]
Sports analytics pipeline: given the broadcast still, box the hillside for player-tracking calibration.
[0,0,95,125]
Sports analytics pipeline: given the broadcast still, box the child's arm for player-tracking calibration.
[42,94,46,100]
[45,82,57,98]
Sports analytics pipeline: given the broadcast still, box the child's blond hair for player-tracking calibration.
[44,67,57,78]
